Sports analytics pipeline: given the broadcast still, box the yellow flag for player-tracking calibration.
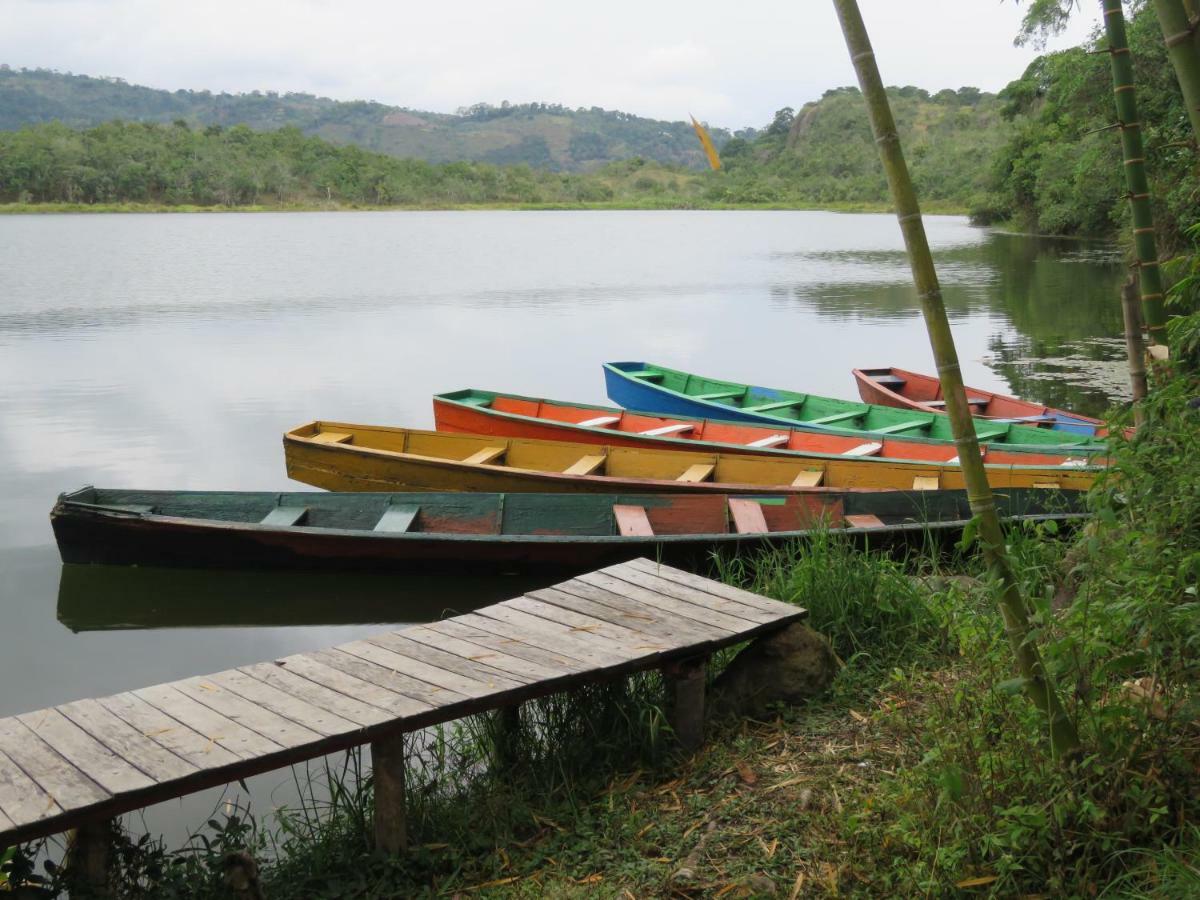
[690,115,722,171]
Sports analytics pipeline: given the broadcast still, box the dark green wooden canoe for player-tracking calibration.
[52,487,1085,575]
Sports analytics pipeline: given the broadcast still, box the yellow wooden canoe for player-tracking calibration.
[284,421,1098,494]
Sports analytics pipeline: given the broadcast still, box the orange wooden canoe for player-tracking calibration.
[433,389,1105,468]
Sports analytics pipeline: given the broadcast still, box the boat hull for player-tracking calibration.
[52,487,1086,575]
[603,361,1108,452]
[284,421,1099,493]
[853,366,1110,437]
[433,390,1102,468]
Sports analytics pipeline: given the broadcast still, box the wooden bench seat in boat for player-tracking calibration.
[806,410,864,426]
[374,505,420,533]
[742,400,804,413]
[728,498,768,534]
[462,447,506,465]
[577,416,620,428]
[260,506,308,527]
[613,506,654,536]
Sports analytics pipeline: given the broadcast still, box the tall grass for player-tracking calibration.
[713,531,950,672]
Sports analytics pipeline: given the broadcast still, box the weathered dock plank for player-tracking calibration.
[0,559,804,851]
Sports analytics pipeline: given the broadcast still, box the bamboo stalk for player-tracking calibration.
[832,0,1080,757]
[1153,0,1200,145]
[1121,275,1149,427]
[1103,0,1168,346]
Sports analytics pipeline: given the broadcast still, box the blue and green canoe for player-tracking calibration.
[603,361,1109,455]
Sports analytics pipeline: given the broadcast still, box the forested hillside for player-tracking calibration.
[0,120,718,207]
[716,85,1006,207]
[0,68,731,172]
[975,4,1195,249]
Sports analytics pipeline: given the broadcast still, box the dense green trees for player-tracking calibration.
[0,120,721,207]
[713,87,1007,208]
[980,4,1196,249]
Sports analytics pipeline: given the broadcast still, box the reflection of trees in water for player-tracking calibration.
[769,231,1128,414]
[771,233,1123,335]
[986,333,1129,419]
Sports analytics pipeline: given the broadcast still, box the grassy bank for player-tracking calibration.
[6,382,1197,898]
[0,199,968,215]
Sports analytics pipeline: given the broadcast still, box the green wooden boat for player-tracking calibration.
[52,486,1085,575]
[603,361,1108,454]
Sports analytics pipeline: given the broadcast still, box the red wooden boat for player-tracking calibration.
[852,367,1116,438]
[433,389,1104,468]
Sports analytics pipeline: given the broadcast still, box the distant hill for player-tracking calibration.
[715,85,1006,208]
[0,67,732,172]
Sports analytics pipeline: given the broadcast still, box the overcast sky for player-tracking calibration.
[2,0,1100,130]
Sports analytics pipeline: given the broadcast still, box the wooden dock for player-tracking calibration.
[0,558,803,885]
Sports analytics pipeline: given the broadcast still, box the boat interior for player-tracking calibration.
[58,488,851,537]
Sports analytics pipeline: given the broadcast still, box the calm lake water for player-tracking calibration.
[0,209,1124,847]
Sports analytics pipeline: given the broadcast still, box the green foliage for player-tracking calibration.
[842,385,1200,896]
[710,85,1007,210]
[1165,222,1200,367]
[0,120,720,208]
[712,533,946,672]
[987,5,1198,249]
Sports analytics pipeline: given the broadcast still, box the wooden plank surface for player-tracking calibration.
[271,655,434,719]
[0,746,62,827]
[309,648,469,708]
[334,640,504,700]
[402,624,570,682]
[0,559,801,846]
[622,559,803,616]
[0,716,109,813]
[200,670,361,738]
[364,632,530,689]
[576,569,766,631]
[16,709,156,795]
[529,586,723,645]
[97,692,242,769]
[561,575,742,636]
[57,699,197,784]
[133,684,284,760]
[238,662,394,728]
[424,619,589,675]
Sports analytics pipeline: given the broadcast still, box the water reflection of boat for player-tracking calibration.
[56,564,546,632]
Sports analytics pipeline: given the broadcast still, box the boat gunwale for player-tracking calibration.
[433,390,1109,468]
[52,493,1090,546]
[851,365,1108,430]
[284,422,1104,486]
[603,361,1109,453]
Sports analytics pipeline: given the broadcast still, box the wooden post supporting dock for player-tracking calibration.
[68,817,115,896]
[663,657,707,752]
[0,559,805,880]
[370,732,407,854]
